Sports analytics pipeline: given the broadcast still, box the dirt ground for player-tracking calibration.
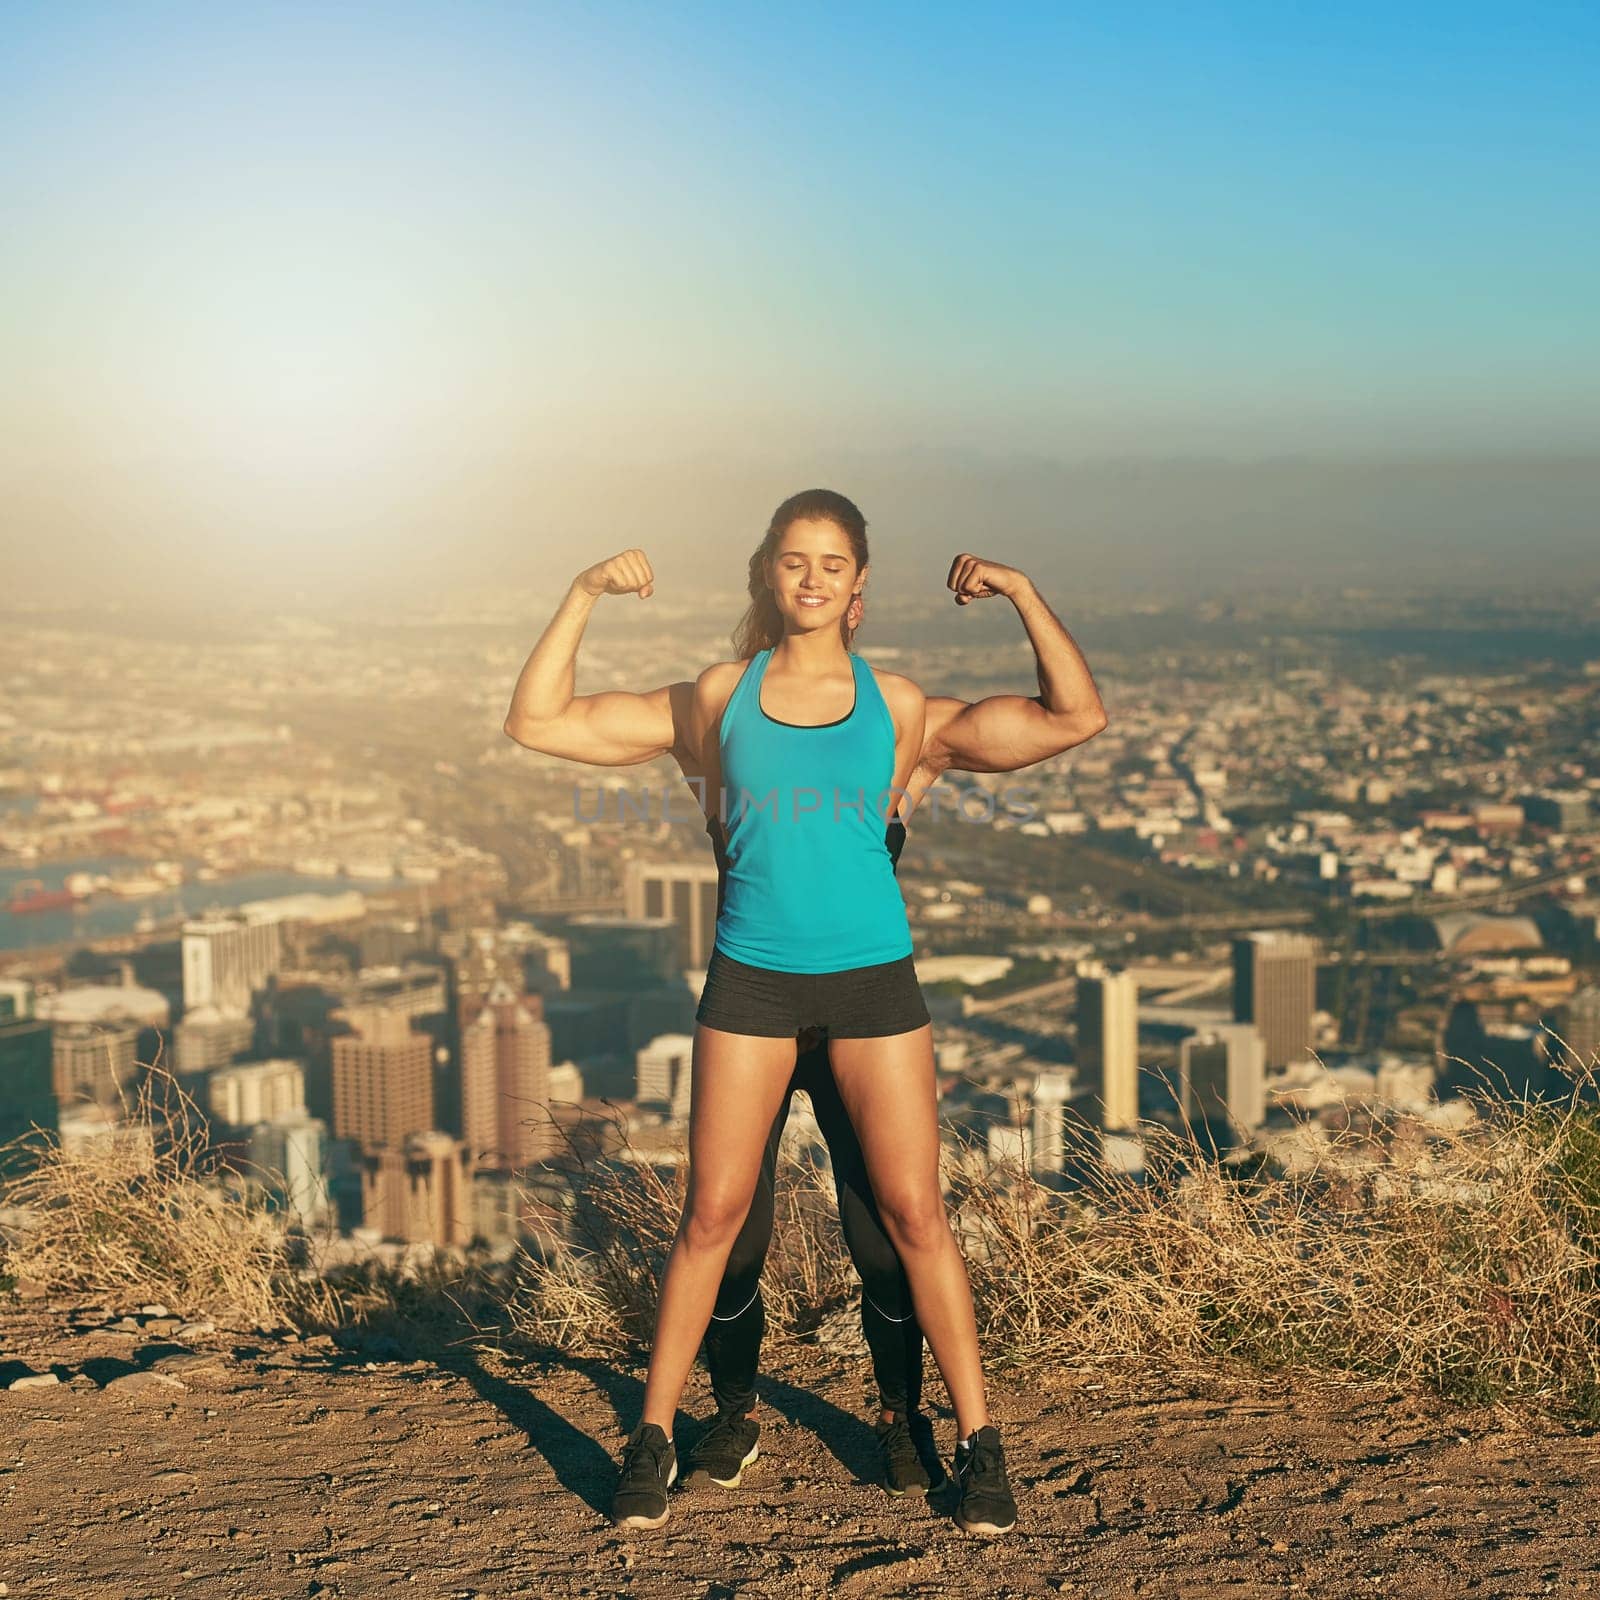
[4,1300,1600,1599]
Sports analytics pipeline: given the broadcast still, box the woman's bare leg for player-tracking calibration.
[827,1025,990,1437]
[639,1024,798,1433]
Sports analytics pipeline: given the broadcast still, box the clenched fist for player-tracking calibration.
[947,553,1024,606]
[578,549,655,600]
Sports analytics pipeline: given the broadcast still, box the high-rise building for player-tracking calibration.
[671,1045,694,1125]
[0,979,34,1021]
[987,1123,1033,1170]
[548,1060,584,1102]
[514,927,573,996]
[248,1114,330,1223]
[182,913,283,1014]
[51,1020,139,1108]
[1179,1024,1267,1145]
[1523,791,1591,832]
[636,1033,693,1112]
[361,1131,471,1247]
[1556,985,1600,1071]
[0,1013,56,1164]
[564,915,681,990]
[208,1059,306,1128]
[1232,932,1318,1070]
[624,860,722,971]
[360,918,432,969]
[1076,963,1139,1130]
[1030,1068,1072,1174]
[174,1007,256,1075]
[331,1008,434,1151]
[346,964,448,1023]
[459,978,554,1171]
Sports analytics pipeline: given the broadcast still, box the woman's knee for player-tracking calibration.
[682,1185,753,1251]
[874,1187,950,1254]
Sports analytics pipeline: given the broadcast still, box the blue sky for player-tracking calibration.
[2,3,1596,598]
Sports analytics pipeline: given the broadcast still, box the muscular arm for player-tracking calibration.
[502,551,688,767]
[924,560,1108,777]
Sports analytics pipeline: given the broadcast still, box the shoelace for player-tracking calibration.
[959,1435,1006,1488]
[697,1413,749,1456]
[623,1432,671,1483]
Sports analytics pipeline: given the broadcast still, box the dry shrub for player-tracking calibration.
[506,1105,856,1354]
[506,1065,1600,1418]
[0,1068,282,1324]
[953,1079,1600,1417]
[288,1246,509,1356]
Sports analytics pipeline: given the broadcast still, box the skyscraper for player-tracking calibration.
[173,1006,255,1075]
[636,1033,693,1114]
[0,1013,56,1166]
[459,978,554,1171]
[446,926,520,1008]
[1179,1023,1267,1146]
[1556,985,1600,1071]
[182,912,283,1015]
[564,915,681,989]
[248,1114,331,1224]
[208,1059,306,1128]
[331,1007,434,1151]
[1030,1068,1072,1174]
[624,860,722,971]
[360,1131,471,1247]
[1076,963,1139,1130]
[51,1020,139,1109]
[1232,932,1318,1070]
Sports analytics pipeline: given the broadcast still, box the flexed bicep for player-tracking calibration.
[504,685,678,767]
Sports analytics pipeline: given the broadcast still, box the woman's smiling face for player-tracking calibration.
[767,517,866,634]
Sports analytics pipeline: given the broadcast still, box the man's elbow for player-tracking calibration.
[502,713,547,751]
[1042,704,1108,754]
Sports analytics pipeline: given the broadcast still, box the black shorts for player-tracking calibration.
[696,948,930,1039]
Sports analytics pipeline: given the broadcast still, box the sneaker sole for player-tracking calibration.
[684,1442,759,1489]
[955,1512,1016,1536]
[884,1474,932,1498]
[613,1506,671,1530]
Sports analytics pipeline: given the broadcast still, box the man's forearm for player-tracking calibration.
[505,580,599,728]
[1008,580,1104,721]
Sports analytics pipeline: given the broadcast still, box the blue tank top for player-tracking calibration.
[713,648,912,973]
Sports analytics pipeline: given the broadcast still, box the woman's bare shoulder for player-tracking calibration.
[871,668,926,712]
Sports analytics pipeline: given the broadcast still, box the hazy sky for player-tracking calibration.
[3,3,1597,605]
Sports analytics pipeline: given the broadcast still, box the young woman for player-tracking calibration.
[689,571,1107,1499]
[502,492,1104,1535]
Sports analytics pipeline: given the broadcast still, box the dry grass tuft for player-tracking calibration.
[9,1049,1600,1422]
[955,1100,1600,1417]
[508,1061,1600,1419]
[504,1105,859,1355]
[0,1068,283,1324]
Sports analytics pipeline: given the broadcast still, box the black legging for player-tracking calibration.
[701,1037,926,1416]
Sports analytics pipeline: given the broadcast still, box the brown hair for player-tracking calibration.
[730,489,869,660]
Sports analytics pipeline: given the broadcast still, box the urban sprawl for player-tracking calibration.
[2,588,1597,1262]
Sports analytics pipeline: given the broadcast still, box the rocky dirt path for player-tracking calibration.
[4,1302,1600,1598]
